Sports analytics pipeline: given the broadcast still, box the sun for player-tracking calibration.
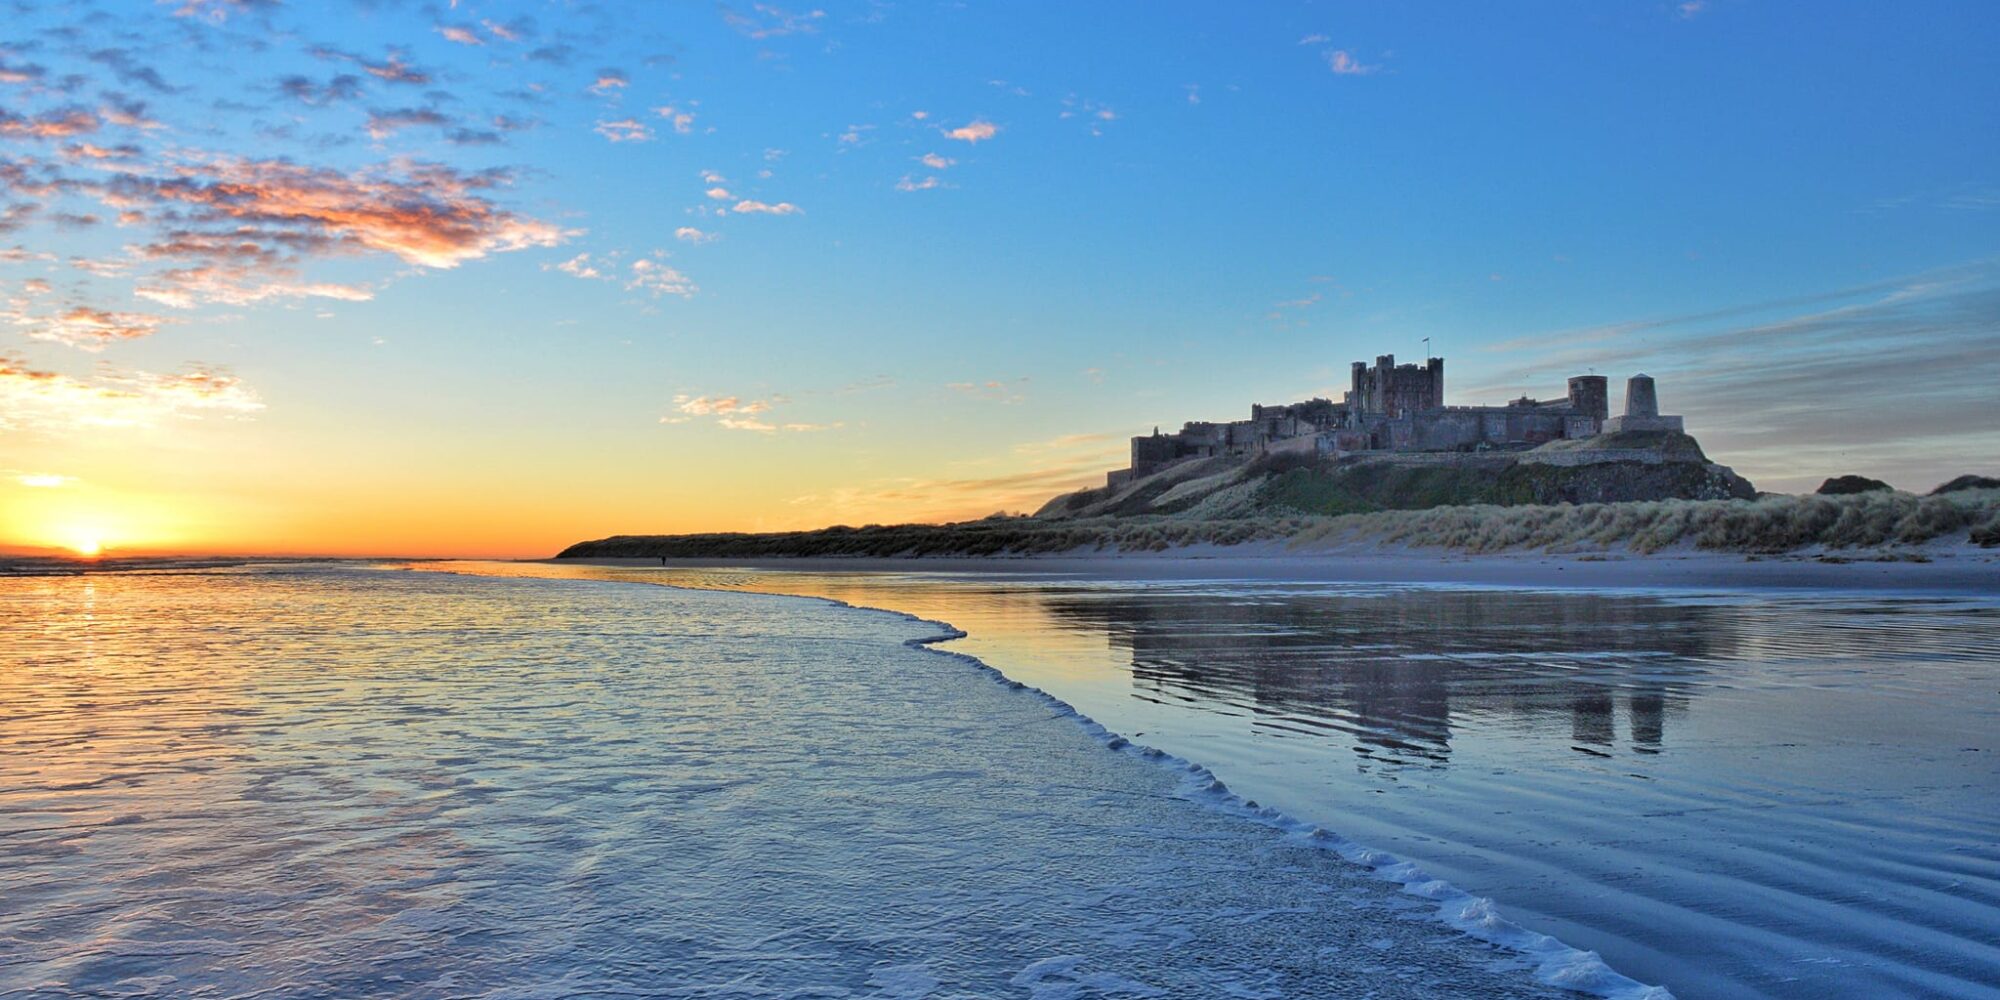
[50,524,110,558]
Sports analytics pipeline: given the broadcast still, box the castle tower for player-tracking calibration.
[1567,375,1609,421]
[1624,374,1659,418]
[1601,373,1682,434]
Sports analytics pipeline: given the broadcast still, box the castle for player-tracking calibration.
[1109,355,1683,487]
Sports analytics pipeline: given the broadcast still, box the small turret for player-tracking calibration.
[1624,374,1659,418]
[1602,373,1683,434]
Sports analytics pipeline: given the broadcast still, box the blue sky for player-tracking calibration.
[1,0,1996,554]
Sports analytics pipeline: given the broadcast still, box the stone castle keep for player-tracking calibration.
[1110,354,1684,487]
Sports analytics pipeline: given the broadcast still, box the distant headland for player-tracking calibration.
[560,352,1999,562]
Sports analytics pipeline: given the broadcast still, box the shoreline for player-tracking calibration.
[550,543,2000,596]
[406,559,1672,998]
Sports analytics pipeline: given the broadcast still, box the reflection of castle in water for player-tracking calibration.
[1040,589,1735,765]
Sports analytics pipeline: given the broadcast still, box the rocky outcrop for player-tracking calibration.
[1817,475,1893,495]
[1932,474,2000,495]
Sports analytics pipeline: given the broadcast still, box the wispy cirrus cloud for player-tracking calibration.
[673,394,773,417]
[594,118,653,142]
[0,53,49,86]
[61,142,144,163]
[308,46,430,86]
[171,0,278,23]
[720,4,825,39]
[588,69,629,95]
[366,107,450,140]
[0,107,102,139]
[135,266,373,309]
[1324,50,1379,76]
[481,18,527,43]
[665,392,834,433]
[946,377,1028,403]
[102,157,570,269]
[731,198,801,215]
[1461,260,2000,491]
[87,49,180,95]
[21,306,172,351]
[0,353,262,432]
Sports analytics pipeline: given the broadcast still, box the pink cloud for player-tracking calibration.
[0,108,101,139]
[108,157,570,269]
[943,120,998,143]
[24,307,171,352]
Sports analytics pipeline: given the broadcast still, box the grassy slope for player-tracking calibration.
[1044,433,1749,521]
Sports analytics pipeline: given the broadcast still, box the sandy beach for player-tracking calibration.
[559,541,2000,595]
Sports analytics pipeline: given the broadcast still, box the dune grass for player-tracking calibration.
[1296,488,2000,554]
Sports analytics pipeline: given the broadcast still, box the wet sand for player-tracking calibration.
[558,542,2000,595]
[484,553,2000,998]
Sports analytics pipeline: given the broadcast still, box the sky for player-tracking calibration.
[1,0,1996,558]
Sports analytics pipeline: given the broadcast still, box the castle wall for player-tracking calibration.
[1266,435,1317,458]
[1602,414,1685,434]
[1414,410,1483,450]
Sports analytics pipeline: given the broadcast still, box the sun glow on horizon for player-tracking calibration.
[40,517,116,558]
[9,496,167,560]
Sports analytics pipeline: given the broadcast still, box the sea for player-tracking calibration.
[4,560,1997,999]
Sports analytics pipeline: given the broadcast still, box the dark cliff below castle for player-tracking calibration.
[1037,430,1757,521]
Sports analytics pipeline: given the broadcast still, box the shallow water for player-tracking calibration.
[438,562,2000,1000]
[1,565,1588,999]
